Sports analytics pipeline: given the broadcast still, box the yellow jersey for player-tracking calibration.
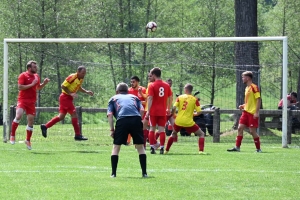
[174,94,201,127]
[244,83,260,114]
[62,73,83,94]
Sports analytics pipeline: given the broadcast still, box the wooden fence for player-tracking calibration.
[9,106,300,144]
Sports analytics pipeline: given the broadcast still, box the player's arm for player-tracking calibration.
[107,99,115,137]
[147,95,153,115]
[79,86,94,96]
[255,97,261,117]
[18,74,38,90]
[193,99,202,116]
[37,78,50,90]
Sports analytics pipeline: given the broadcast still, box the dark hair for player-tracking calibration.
[290,92,297,99]
[184,83,193,93]
[26,60,37,69]
[150,67,161,77]
[131,76,140,82]
[242,71,253,79]
[77,66,86,72]
[166,78,172,82]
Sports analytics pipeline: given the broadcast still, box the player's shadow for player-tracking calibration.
[31,152,56,155]
[76,150,101,154]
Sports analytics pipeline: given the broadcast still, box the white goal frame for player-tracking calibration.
[3,37,288,147]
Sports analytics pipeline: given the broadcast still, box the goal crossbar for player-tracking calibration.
[3,37,288,147]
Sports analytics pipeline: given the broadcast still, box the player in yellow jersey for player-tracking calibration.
[40,66,94,141]
[227,71,262,153]
[164,83,207,154]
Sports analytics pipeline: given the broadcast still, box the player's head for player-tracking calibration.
[148,73,155,83]
[166,78,172,87]
[130,76,140,89]
[150,67,161,79]
[184,83,193,94]
[116,82,129,94]
[77,66,86,79]
[290,92,297,101]
[242,71,253,84]
[26,60,38,74]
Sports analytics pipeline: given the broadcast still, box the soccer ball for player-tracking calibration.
[146,22,157,32]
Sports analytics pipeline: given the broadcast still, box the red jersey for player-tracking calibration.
[128,86,147,102]
[17,72,40,103]
[148,80,172,116]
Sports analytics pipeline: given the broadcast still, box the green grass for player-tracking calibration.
[1,126,300,200]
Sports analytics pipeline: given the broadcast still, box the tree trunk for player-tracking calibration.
[118,0,127,82]
[233,0,259,129]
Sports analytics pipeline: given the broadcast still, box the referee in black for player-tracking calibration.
[107,82,147,178]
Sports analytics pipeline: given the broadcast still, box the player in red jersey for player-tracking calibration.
[10,60,50,150]
[146,67,172,154]
[164,83,206,154]
[227,71,262,153]
[126,76,147,145]
[40,66,93,141]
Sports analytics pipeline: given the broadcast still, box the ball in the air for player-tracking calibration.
[146,22,157,32]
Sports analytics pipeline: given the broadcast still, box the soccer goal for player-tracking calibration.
[3,37,289,147]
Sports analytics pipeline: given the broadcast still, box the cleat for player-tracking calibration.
[199,151,208,155]
[227,147,240,152]
[110,174,116,178]
[150,147,156,154]
[142,174,148,178]
[164,150,169,154]
[40,124,48,138]
[74,135,88,141]
[255,149,262,153]
[160,147,164,154]
[25,140,32,150]
[10,136,15,145]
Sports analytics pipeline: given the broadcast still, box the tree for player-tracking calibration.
[233,0,259,129]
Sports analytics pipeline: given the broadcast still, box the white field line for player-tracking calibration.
[0,168,299,174]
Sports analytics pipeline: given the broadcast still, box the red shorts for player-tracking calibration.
[149,115,166,127]
[173,123,200,133]
[59,93,76,114]
[239,111,259,128]
[17,101,36,115]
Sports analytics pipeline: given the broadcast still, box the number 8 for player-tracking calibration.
[159,87,164,97]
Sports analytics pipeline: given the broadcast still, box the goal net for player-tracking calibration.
[3,37,295,148]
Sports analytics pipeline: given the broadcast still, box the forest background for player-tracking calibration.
[0,0,299,124]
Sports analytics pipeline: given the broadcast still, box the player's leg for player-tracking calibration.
[193,127,205,154]
[41,93,68,138]
[227,112,248,152]
[25,114,35,150]
[130,117,147,177]
[148,116,158,154]
[10,106,25,144]
[126,134,132,145]
[142,117,149,149]
[248,114,261,152]
[41,112,66,138]
[157,116,167,154]
[165,123,181,153]
[111,144,121,178]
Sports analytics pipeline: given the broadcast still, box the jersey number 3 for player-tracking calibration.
[182,101,188,110]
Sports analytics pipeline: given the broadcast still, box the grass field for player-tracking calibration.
[1,125,299,200]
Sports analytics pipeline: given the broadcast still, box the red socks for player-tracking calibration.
[159,132,166,147]
[11,121,19,137]
[198,137,205,151]
[26,130,33,141]
[254,137,261,149]
[46,116,60,128]
[143,130,149,148]
[148,131,155,145]
[72,118,81,135]
[166,137,174,151]
[235,135,243,148]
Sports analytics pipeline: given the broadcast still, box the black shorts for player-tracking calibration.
[114,116,144,145]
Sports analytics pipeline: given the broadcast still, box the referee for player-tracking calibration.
[107,82,147,178]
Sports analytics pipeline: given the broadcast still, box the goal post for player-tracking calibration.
[3,37,288,147]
